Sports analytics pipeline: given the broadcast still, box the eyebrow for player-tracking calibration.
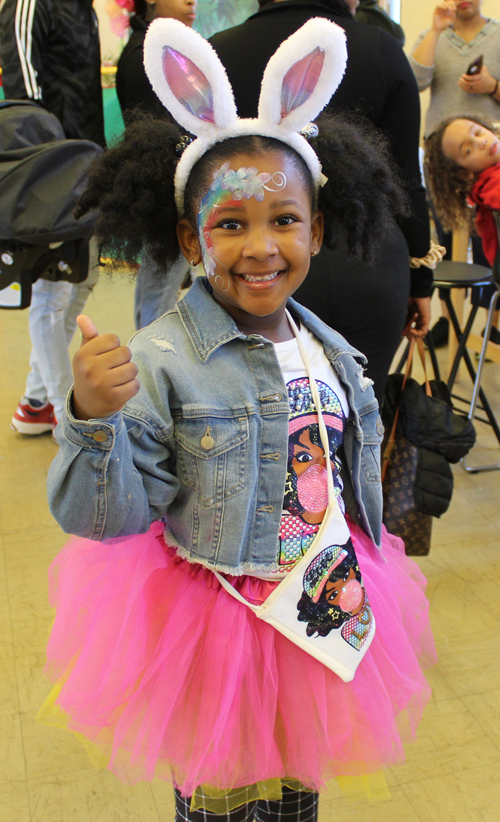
[268,198,304,210]
[213,198,305,214]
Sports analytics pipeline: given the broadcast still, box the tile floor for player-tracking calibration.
[1,278,500,822]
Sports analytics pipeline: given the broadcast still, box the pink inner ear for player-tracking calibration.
[280,47,325,120]
[162,46,215,123]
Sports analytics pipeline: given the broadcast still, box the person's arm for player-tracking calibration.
[48,398,180,540]
[0,0,50,101]
[377,35,432,287]
[47,316,180,539]
[376,34,433,336]
[411,2,456,67]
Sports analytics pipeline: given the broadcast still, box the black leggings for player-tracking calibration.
[174,786,319,822]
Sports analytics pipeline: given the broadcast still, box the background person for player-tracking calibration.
[115,0,197,330]
[410,0,500,347]
[0,0,105,434]
[209,0,433,404]
[354,0,405,44]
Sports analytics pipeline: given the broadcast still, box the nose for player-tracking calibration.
[241,227,279,261]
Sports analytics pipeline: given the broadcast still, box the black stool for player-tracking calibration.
[433,259,500,473]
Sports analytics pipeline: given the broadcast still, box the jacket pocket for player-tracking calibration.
[175,414,249,507]
[360,444,381,483]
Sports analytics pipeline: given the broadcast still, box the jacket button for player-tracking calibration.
[92,430,108,443]
[376,421,384,436]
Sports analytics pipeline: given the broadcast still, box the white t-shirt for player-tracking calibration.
[253,326,350,580]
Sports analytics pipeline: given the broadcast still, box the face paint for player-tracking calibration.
[197,162,288,289]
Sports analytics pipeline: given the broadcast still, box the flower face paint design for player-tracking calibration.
[197,162,287,290]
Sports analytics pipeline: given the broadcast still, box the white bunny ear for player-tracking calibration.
[143,18,237,137]
[258,18,348,132]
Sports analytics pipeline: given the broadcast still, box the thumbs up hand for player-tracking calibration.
[72,315,140,421]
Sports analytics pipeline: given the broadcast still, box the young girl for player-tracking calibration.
[39,18,436,820]
[426,116,500,267]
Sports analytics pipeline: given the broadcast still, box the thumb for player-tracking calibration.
[77,314,99,346]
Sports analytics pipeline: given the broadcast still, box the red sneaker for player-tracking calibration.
[11,400,56,434]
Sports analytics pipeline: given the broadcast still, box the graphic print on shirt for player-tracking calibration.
[279,377,345,570]
[297,540,373,649]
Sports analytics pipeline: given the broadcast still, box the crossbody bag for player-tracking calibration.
[213,313,376,682]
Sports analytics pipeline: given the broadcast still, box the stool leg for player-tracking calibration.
[443,292,478,391]
[461,287,500,473]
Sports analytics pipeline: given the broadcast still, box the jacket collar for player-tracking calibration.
[130,14,149,33]
[249,1,352,22]
[177,276,366,364]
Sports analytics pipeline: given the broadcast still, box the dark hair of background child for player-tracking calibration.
[425,115,500,232]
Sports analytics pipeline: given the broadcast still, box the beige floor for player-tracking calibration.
[1,278,500,822]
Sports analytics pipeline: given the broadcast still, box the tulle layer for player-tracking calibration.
[37,519,436,804]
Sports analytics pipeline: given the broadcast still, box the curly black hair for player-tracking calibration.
[425,115,499,231]
[76,111,408,270]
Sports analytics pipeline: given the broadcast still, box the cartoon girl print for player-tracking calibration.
[297,541,373,649]
[279,378,345,569]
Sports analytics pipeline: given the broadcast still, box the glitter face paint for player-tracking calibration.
[197,162,287,290]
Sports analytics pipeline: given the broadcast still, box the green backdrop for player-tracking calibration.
[194,0,258,38]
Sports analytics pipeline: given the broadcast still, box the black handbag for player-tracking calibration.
[381,338,476,555]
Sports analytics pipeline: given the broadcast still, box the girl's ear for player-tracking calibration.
[177,219,202,266]
[310,209,324,255]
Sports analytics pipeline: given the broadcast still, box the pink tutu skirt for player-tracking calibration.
[38,519,436,808]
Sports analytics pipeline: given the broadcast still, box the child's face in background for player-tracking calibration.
[442,119,500,174]
[178,149,323,334]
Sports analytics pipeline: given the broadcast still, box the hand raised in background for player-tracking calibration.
[431,2,456,32]
[72,315,140,421]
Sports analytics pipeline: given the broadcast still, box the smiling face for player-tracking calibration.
[177,149,323,336]
[442,119,500,173]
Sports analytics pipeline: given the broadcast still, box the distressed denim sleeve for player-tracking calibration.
[47,390,180,540]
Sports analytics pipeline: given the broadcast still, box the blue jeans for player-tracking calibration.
[134,250,189,330]
[23,254,99,421]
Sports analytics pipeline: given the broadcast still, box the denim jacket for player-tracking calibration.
[48,277,384,574]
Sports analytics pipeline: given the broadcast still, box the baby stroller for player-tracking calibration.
[0,100,102,308]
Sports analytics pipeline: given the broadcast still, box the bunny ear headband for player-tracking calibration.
[143,17,348,215]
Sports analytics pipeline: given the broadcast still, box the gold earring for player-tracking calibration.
[311,249,318,256]
[190,258,195,266]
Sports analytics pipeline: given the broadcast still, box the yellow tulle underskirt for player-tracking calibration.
[37,676,391,813]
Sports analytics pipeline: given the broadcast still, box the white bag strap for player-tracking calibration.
[213,311,342,604]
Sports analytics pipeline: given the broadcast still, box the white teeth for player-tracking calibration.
[240,271,281,283]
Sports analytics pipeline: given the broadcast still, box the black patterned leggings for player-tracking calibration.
[174,786,319,822]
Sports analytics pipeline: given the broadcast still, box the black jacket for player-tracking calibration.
[209,0,431,296]
[116,14,167,122]
[0,0,105,147]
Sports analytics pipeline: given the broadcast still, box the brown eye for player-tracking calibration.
[296,452,313,463]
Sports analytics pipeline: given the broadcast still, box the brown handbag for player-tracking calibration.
[381,340,432,556]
